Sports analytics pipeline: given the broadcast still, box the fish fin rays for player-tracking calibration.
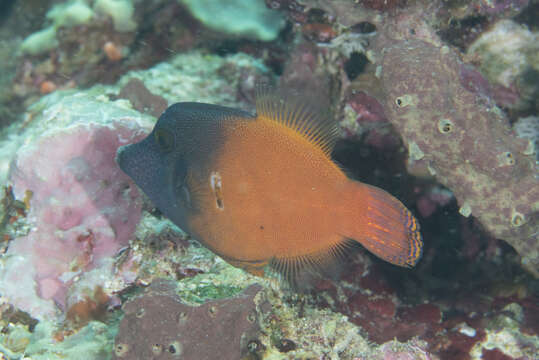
[350,184,423,268]
[160,102,254,164]
[255,84,339,157]
[270,238,361,289]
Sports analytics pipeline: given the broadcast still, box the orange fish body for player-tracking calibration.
[117,90,422,281]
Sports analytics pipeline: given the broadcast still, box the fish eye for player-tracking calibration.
[154,128,175,152]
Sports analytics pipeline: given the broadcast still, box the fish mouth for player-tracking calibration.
[116,140,160,199]
[115,145,130,173]
[116,143,149,186]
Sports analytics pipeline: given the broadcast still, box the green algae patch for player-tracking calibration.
[178,281,244,304]
[176,265,258,305]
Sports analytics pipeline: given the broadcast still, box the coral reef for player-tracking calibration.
[514,115,539,160]
[114,275,437,360]
[21,320,115,360]
[272,2,539,359]
[0,92,152,320]
[5,0,278,130]
[286,0,539,277]
[467,19,539,110]
[313,257,539,359]
[341,90,401,150]
[116,51,270,108]
[467,19,537,88]
[117,78,168,117]
[0,1,537,359]
[0,48,276,358]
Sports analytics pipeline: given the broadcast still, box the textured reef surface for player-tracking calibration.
[0,0,538,359]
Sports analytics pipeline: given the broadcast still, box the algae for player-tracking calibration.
[179,0,285,41]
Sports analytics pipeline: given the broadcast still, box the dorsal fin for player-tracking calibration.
[255,85,339,157]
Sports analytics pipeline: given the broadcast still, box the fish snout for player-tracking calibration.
[115,144,129,170]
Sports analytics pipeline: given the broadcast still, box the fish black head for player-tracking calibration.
[116,102,254,231]
[116,104,192,230]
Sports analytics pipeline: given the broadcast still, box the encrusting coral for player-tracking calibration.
[0,93,153,320]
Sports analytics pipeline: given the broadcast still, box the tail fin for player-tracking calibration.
[341,182,423,267]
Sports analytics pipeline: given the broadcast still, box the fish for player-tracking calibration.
[116,88,422,283]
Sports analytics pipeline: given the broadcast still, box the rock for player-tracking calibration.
[113,279,262,360]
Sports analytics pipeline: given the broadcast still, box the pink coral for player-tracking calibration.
[2,119,145,319]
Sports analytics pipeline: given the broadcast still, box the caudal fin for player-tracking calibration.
[342,182,423,267]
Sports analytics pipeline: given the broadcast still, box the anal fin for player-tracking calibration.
[270,238,361,289]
